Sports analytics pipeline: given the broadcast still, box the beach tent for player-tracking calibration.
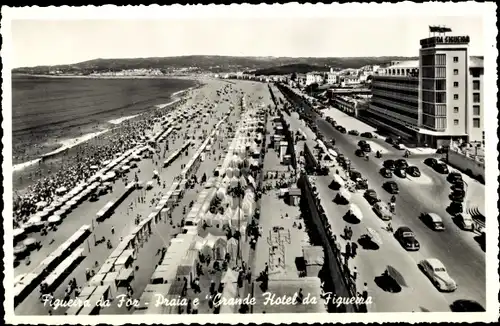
[48,215,61,224]
[55,187,68,195]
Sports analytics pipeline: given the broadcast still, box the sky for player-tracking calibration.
[5,4,492,68]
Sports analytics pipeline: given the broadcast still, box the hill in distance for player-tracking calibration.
[12,55,417,75]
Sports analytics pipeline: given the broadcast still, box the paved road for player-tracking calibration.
[281,86,486,311]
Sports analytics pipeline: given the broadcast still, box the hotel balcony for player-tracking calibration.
[371,97,418,115]
[372,81,419,92]
[368,102,418,126]
[372,89,418,104]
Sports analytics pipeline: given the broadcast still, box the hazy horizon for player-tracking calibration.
[4,3,493,68]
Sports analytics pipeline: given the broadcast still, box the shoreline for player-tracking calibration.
[12,80,203,170]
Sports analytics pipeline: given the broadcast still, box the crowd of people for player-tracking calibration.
[13,101,188,227]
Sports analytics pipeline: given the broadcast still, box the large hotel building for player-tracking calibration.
[366,32,484,148]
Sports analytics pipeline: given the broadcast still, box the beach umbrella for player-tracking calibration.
[48,215,61,224]
[36,201,48,210]
[14,244,28,255]
[90,165,99,170]
[23,238,37,247]
[39,210,50,219]
[28,214,42,224]
[386,265,408,287]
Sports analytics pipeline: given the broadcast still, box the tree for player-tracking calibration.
[290,72,298,81]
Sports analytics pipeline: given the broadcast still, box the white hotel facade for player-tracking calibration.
[366,34,484,148]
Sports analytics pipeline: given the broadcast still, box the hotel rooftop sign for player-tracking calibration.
[420,36,470,48]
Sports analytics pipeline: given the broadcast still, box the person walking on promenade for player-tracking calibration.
[351,241,358,258]
[345,242,351,259]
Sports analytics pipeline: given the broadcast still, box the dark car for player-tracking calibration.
[361,144,371,153]
[395,168,407,178]
[406,166,421,177]
[435,162,449,174]
[385,137,394,144]
[395,159,408,170]
[355,149,365,157]
[383,181,399,194]
[451,180,465,191]
[360,132,373,138]
[395,227,420,251]
[364,189,380,205]
[450,300,485,312]
[383,160,396,170]
[424,157,438,167]
[350,171,362,181]
[348,130,359,136]
[358,140,367,147]
[450,190,466,202]
[447,172,463,184]
[380,168,393,178]
[338,127,347,134]
[448,201,464,214]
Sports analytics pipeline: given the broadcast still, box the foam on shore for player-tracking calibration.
[108,115,139,125]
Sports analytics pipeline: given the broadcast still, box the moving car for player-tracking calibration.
[424,157,438,167]
[418,258,457,292]
[395,168,407,178]
[406,166,421,177]
[348,130,359,136]
[383,160,396,170]
[362,144,372,153]
[447,172,463,184]
[373,202,393,221]
[380,168,393,178]
[395,159,408,169]
[360,132,373,138]
[434,162,449,174]
[383,181,399,194]
[455,213,474,231]
[364,189,380,205]
[420,213,445,231]
[395,227,420,251]
[355,149,365,157]
[394,143,406,150]
[357,140,367,147]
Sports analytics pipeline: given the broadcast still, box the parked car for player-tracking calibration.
[385,137,394,144]
[373,202,393,221]
[362,144,372,153]
[358,140,367,147]
[380,168,393,178]
[450,190,466,202]
[355,149,365,157]
[448,201,464,215]
[450,300,485,312]
[395,227,420,251]
[435,162,449,174]
[348,130,359,136]
[451,180,465,191]
[364,189,380,205]
[383,160,396,170]
[339,127,347,134]
[447,172,463,184]
[361,132,373,138]
[406,166,421,177]
[424,157,438,167]
[455,213,474,231]
[418,258,457,292]
[383,181,399,194]
[395,159,408,169]
[395,168,407,178]
[420,213,445,231]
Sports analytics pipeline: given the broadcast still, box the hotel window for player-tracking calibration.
[471,68,481,78]
[453,56,459,63]
[473,93,480,103]
[454,94,459,100]
[435,79,446,90]
[473,105,480,115]
[453,69,459,75]
[436,104,447,116]
[473,118,480,128]
[435,67,446,78]
[473,80,480,90]
[435,92,446,103]
[422,67,435,78]
[453,107,459,113]
[436,117,447,130]
[453,82,459,87]
[435,54,446,66]
[454,119,459,125]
